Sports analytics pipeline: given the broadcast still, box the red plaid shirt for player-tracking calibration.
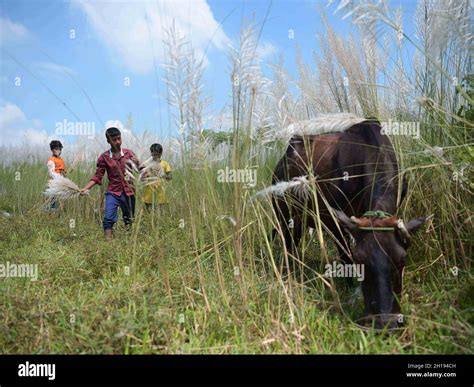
[91,148,139,196]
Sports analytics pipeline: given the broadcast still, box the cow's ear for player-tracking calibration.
[334,210,359,234]
[405,216,431,236]
[397,215,432,245]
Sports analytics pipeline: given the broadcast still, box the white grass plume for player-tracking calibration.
[44,174,83,200]
[125,158,167,187]
[252,176,313,201]
[124,159,140,183]
[216,215,237,227]
[138,157,163,186]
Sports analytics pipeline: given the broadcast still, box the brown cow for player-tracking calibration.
[271,116,429,329]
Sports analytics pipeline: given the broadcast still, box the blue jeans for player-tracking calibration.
[103,192,135,230]
[44,196,59,212]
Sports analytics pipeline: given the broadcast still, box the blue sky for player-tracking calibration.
[0,0,419,146]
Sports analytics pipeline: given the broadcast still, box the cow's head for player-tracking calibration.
[334,210,430,330]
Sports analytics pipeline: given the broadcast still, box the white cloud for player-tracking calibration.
[0,17,29,44]
[0,103,51,146]
[22,128,50,145]
[0,103,26,128]
[257,41,278,61]
[104,119,125,131]
[73,0,230,74]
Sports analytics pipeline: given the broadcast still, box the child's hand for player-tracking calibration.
[79,188,89,196]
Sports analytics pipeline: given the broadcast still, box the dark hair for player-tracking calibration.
[150,143,163,154]
[105,127,121,139]
[49,140,63,150]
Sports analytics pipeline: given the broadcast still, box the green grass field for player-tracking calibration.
[0,0,472,355]
[0,152,472,354]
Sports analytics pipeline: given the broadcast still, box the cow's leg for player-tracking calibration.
[280,216,302,279]
[272,196,302,276]
[327,221,356,289]
[286,217,302,256]
[318,215,357,288]
[271,217,302,253]
[271,196,289,273]
[399,174,408,205]
[336,243,356,288]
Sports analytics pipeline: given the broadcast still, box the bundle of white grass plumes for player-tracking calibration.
[251,176,315,200]
[124,158,162,187]
[44,174,84,200]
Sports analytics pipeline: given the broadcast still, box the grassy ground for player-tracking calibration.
[0,155,472,354]
[0,0,472,355]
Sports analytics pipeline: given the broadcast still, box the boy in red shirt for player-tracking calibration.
[80,127,140,240]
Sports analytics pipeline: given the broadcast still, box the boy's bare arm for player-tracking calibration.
[80,155,105,194]
[80,180,96,194]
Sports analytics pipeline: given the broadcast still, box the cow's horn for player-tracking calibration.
[350,216,362,225]
[397,219,410,239]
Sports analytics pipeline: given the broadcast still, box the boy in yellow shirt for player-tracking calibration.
[142,143,172,211]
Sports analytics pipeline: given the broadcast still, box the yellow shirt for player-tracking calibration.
[142,160,171,204]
